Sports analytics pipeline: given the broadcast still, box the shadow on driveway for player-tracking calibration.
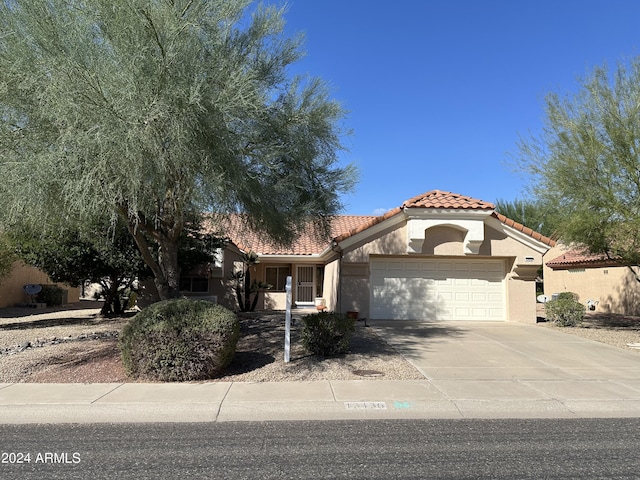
[368,320,468,355]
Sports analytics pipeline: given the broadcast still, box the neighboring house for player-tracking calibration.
[543,244,640,316]
[0,260,80,308]
[184,190,555,323]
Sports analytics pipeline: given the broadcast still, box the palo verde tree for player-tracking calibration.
[515,58,640,279]
[0,1,356,300]
[0,232,16,283]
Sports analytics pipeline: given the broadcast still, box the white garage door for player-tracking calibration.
[370,258,505,321]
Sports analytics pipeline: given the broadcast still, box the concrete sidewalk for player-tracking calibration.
[2,321,640,423]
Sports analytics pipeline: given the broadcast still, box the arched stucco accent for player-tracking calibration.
[421,224,466,255]
[407,211,489,254]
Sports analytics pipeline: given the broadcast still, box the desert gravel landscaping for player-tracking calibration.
[1,301,639,384]
[0,302,424,383]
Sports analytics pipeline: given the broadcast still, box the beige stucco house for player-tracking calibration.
[0,260,80,308]
[543,244,640,316]
[183,190,555,323]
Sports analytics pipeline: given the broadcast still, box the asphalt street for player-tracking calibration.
[2,418,640,479]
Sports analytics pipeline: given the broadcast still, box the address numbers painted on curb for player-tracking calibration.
[344,402,387,410]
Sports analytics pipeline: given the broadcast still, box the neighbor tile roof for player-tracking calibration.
[218,190,555,255]
[546,248,621,269]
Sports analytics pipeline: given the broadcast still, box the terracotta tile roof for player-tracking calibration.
[335,190,555,247]
[211,190,555,255]
[402,189,495,210]
[333,190,494,243]
[332,207,402,243]
[213,214,376,256]
[546,248,621,269]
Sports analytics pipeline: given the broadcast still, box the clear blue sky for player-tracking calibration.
[280,0,640,215]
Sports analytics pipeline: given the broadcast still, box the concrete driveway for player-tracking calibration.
[369,320,640,417]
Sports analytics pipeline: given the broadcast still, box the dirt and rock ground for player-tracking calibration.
[1,301,639,383]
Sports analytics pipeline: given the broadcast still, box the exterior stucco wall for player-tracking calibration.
[421,225,466,255]
[322,258,339,312]
[339,262,369,318]
[0,261,80,308]
[263,291,287,310]
[342,223,407,263]
[507,277,538,323]
[481,220,545,264]
[544,262,640,316]
[344,220,544,264]
[542,243,640,315]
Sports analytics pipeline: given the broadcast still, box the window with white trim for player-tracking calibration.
[265,266,291,291]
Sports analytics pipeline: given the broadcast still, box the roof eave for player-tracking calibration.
[335,209,405,250]
[486,215,554,254]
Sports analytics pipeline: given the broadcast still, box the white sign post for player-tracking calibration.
[284,276,292,363]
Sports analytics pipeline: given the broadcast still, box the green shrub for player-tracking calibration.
[545,295,585,327]
[301,311,355,356]
[36,285,65,306]
[120,299,239,381]
[555,291,580,301]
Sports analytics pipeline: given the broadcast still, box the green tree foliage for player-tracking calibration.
[494,198,559,239]
[0,0,356,301]
[515,59,640,276]
[9,215,221,314]
[10,220,150,315]
[0,233,16,282]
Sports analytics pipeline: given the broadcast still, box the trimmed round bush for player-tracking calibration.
[301,311,355,357]
[120,299,240,381]
[555,291,580,302]
[545,294,585,327]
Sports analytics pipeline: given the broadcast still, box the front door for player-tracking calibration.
[296,266,315,305]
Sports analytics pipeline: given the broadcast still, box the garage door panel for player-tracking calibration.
[370,258,505,321]
[472,292,487,302]
[455,292,470,301]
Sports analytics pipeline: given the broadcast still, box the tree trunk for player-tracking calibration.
[100,275,123,315]
[243,268,251,312]
[155,238,181,300]
[250,290,260,312]
[235,283,245,312]
[116,204,182,302]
